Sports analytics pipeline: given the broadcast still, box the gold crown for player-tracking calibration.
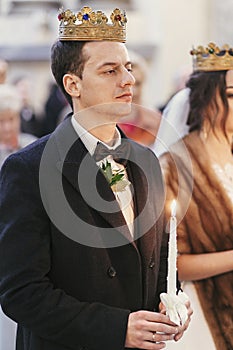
[190,42,233,72]
[58,6,127,42]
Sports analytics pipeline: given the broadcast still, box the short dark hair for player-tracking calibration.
[186,70,228,137]
[51,40,89,108]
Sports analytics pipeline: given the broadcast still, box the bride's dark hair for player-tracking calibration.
[186,70,228,137]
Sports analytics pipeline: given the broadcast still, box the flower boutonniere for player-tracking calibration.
[100,160,131,192]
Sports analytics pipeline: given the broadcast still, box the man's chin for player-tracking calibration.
[114,102,132,117]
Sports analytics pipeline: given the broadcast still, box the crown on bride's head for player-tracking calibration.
[58,6,127,42]
[190,42,233,71]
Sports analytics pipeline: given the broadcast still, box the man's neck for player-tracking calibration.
[90,124,118,146]
[73,109,118,146]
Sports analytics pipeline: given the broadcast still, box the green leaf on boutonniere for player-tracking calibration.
[100,160,130,192]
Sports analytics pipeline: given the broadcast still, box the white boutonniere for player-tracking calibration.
[100,160,131,192]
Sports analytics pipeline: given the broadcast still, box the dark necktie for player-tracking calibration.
[93,140,131,166]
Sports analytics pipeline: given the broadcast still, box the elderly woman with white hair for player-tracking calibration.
[0,84,37,168]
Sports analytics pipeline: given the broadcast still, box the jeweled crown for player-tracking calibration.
[58,6,127,42]
[190,42,233,71]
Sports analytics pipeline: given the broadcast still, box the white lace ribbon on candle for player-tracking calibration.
[160,291,189,326]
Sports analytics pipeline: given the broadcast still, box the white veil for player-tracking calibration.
[152,88,190,157]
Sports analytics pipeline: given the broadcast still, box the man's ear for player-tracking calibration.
[63,74,81,98]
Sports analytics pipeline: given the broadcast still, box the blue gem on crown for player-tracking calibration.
[83,13,89,21]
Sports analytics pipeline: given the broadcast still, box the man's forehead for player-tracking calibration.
[83,41,129,62]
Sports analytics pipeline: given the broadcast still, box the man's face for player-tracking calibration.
[76,41,135,122]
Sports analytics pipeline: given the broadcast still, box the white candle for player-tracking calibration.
[167,200,177,295]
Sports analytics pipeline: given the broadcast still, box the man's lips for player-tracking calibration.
[115,92,133,102]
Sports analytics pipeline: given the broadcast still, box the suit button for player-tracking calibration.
[107,266,117,278]
[149,261,155,268]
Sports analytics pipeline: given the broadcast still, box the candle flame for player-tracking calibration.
[171,200,177,217]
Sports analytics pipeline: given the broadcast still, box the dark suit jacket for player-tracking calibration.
[0,117,167,350]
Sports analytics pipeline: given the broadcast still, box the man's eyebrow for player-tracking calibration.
[226,85,233,89]
[97,61,132,70]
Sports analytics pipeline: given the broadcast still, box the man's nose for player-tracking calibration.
[120,68,135,87]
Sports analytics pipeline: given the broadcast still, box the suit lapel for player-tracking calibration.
[126,144,158,260]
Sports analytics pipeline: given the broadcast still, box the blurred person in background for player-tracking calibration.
[41,82,71,136]
[13,75,41,137]
[118,50,161,147]
[159,42,233,350]
[0,84,37,168]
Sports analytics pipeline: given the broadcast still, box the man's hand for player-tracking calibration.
[125,310,180,349]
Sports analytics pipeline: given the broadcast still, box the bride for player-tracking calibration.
[157,42,233,350]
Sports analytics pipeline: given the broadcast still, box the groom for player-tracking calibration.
[0,6,192,350]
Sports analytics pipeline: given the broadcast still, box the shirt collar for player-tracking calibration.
[71,114,121,156]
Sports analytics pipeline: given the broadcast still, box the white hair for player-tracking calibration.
[0,84,22,113]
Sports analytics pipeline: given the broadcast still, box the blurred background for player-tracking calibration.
[0,0,232,127]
